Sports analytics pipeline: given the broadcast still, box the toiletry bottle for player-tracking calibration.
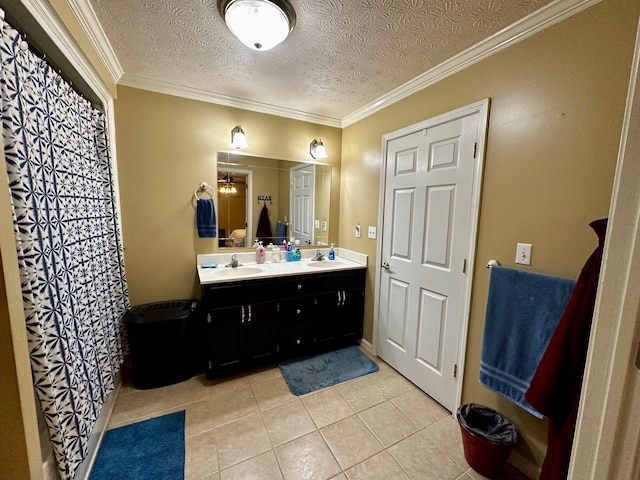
[328,243,335,260]
[294,247,301,261]
[286,241,293,262]
[272,245,280,263]
[256,241,266,264]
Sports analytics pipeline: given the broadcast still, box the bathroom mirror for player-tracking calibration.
[216,152,331,249]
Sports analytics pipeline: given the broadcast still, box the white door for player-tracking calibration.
[378,102,488,411]
[290,163,315,245]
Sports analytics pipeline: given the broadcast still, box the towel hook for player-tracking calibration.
[194,182,215,202]
[486,259,501,269]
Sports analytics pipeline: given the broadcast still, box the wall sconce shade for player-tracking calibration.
[231,125,248,149]
[217,0,296,51]
[310,139,328,159]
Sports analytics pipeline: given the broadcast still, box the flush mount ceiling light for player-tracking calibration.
[309,139,328,159]
[230,125,248,149]
[217,0,296,51]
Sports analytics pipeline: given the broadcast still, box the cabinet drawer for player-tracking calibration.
[279,326,315,358]
[202,279,277,308]
[279,297,317,328]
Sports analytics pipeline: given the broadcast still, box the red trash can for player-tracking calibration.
[457,403,518,478]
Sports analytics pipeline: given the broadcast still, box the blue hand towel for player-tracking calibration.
[275,221,287,244]
[479,266,575,418]
[196,198,216,238]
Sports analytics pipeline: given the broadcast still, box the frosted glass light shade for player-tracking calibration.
[310,139,328,159]
[223,0,293,51]
[231,125,248,149]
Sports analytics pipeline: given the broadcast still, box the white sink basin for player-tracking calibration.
[307,261,344,268]
[214,267,264,277]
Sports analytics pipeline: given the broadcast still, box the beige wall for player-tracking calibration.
[340,0,638,470]
[114,87,342,305]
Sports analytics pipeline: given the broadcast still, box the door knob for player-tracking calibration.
[382,261,391,270]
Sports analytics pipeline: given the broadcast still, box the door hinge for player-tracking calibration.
[462,259,467,274]
[472,142,477,159]
[453,363,458,378]
[208,360,212,370]
[207,313,211,323]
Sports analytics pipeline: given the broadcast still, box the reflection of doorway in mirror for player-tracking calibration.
[217,169,252,247]
[290,163,315,246]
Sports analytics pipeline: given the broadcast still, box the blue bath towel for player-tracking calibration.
[480,266,575,418]
[196,198,216,238]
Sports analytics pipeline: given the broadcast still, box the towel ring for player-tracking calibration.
[486,259,501,269]
[194,182,215,202]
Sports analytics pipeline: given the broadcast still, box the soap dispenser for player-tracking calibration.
[328,243,335,260]
[256,241,266,264]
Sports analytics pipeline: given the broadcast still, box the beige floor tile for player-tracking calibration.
[183,399,214,437]
[389,430,464,480]
[210,385,259,426]
[162,375,211,409]
[391,389,449,428]
[456,474,474,480]
[303,388,355,428]
[368,370,415,399]
[358,401,419,447]
[219,450,283,480]
[320,415,384,469]
[108,387,166,427]
[336,376,386,412]
[207,374,251,397]
[252,376,297,411]
[215,413,272,470]
[275,431,341,480]
[345,451,410,480]
[329,474,347,480]
[247,366,283,385]
[424,416,468,469]
[185,428,218,479]
[202,474,221,480]
[466,463,530,480]
[262,399,316,446]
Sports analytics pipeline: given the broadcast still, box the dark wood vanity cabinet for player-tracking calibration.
[202,268,366,379]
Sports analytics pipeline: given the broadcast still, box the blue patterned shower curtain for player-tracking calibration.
[0,11,129,480]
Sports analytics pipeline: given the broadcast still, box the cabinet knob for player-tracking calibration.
[296,309,302,314]
[297,284,302,290]
[296,339,301,345]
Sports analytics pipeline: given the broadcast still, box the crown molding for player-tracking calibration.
[19,0,112,105]
[341,0,601,127]
[67,0,123,84]
[118,73,343,128]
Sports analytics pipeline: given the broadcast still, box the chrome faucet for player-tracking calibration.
[311,249,325,261]
[226,254,241,268]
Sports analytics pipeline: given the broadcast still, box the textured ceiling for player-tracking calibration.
[88,0,555,121]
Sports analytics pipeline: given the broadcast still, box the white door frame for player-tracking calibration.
[372,99,490,413]
[569,17,640,480]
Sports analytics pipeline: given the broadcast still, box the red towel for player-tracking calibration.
[525,218,607,480]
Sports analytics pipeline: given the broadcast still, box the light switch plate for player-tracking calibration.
[321,220,327,231]
[355,224,361,238]
[368,226,377,239]
[515,243,532,265]
[314,219,320,229]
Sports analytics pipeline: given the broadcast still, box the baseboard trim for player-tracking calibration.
[359,338,374,355]
[509,449,542,480]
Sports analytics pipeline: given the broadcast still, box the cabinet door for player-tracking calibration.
[245,300,278,366]
[314,291,339,350]
[339,287,365,342]
[208,305,244,376]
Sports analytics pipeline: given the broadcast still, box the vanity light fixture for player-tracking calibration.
[218,174,238,194]
[230,125,248,149]
[309,139,328,159]
[217,0,296,51]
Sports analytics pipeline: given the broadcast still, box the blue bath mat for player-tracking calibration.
[280,346,380,395]
[90,411,185,480]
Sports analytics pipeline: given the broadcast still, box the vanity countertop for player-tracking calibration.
[197,248,367,285]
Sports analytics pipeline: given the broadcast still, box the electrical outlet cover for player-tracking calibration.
[368,226,377,239]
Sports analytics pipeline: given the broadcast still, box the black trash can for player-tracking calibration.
[124,300,200,389]
[457,403,519,478]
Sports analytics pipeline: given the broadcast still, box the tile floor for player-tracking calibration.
[107,351,529,480]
